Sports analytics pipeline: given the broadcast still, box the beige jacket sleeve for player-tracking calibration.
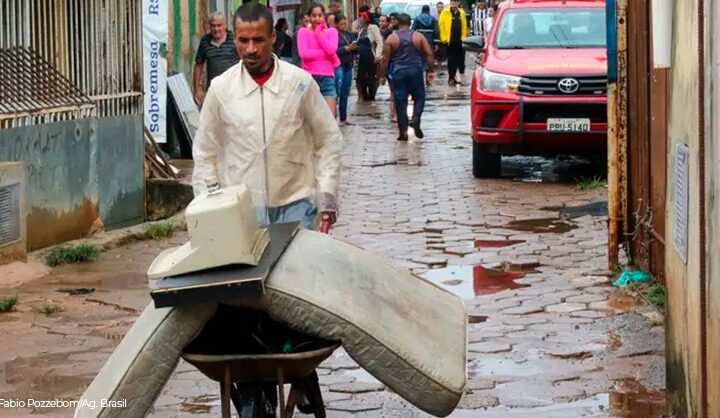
[191,85,223,196]
[303,81,342,212]
[368,25,384,60]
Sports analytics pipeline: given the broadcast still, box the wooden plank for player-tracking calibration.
[649,67,669,283]
[626,0,652,272]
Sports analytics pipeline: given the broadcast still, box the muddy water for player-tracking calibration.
[474,239,524,249]
[423,264,532,299]
[504,218,578,234]
[609,379,668,418]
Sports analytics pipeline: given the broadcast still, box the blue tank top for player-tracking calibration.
[391,29,424,73]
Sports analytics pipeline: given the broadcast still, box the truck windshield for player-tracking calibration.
[381,2,409,15]
[495,8,606,49]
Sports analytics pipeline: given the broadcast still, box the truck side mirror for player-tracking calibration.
[462,35,485,53]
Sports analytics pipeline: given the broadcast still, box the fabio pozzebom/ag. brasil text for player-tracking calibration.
[0,398,127,409]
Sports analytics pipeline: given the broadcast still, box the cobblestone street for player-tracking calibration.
[0,69,666,418]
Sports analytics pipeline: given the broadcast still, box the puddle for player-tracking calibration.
[0,353,91,400]
[609,379,668,418]
[181,402,213,413]
[423,265,530,299]
[504,218,578,234]
[468,315,487,324]
[560,201,608,219]
[474,239,524,249]
[502,155,606,183]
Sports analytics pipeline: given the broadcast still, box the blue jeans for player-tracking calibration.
[267,198,318,230]
[312,75,337,98]
[334,66,353,121]
[390,67,426,131]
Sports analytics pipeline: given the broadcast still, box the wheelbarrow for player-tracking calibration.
[183,340,340,418]
[181,218,338,418]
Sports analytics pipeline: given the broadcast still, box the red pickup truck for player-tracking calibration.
[463,0,607,178]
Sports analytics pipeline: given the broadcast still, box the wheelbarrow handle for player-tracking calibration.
[320,218,331,234]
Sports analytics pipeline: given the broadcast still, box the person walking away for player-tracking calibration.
[193,3,341,232]
[298,3,342,117]
[335,15,356,125]
[412,5,438,52]
[439,0,468,85]
[273,18,294,63]
[379,13,435,141]
[193,12,239,106]
[356,10,383,102]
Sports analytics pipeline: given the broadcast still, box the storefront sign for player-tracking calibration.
[143,0,169,143]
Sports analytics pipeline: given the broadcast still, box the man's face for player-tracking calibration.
[390,16,398,29]
[450,1,458,12]
[436,3,444,13]
[379,16,389,29]
[337,18,347,32]
[330,3,340,13]
[210,17,227,40]
[234,18,275,75]
[302,15,310,27]
[487,7,494,17]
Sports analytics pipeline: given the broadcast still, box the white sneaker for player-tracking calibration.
[455,74,464,85]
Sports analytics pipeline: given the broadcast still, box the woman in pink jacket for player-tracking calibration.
[297,3,341,117]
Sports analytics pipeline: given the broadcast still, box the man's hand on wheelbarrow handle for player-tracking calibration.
[320,212,334,234]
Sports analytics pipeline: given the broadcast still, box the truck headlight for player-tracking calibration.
[480,69,521,93]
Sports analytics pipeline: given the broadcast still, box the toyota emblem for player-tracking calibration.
[557,78,580,94]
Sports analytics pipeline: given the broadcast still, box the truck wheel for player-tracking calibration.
[472,141,501,178]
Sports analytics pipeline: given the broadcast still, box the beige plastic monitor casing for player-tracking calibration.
[147,185,269,281]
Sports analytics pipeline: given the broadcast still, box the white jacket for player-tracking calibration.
[192,57,342,211]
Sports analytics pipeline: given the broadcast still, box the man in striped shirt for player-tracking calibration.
[472,0,488,37]
[193,12,239,106]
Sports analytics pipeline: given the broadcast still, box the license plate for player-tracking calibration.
[547,118,591,132]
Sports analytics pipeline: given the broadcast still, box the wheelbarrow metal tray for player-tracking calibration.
[253,230,468,417]
[182,342,340,383]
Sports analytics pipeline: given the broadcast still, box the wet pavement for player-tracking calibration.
[0,62,667,418]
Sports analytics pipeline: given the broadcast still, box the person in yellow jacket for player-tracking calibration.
[438,0,468,85]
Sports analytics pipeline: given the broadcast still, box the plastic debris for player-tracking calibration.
[613,270,651,288]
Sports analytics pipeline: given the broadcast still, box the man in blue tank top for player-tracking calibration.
[379,13,436,142]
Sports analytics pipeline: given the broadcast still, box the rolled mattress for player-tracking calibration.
[256,230,468,416]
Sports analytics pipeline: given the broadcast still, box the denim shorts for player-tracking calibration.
[313,75,337,98]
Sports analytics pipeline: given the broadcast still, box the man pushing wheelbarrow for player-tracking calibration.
[75,5,467,418]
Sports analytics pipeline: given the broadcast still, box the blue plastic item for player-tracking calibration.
[613,270,651,288]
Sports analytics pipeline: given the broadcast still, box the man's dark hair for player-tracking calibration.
[436,1,443,5]
[307,2,325,16]
[359,5,370,13]
[334,14,346,23]
[397,13,411,26]
[422,5,430,13]
[389,12,398,19]
[274,17,287,31]
[234,3,274,33]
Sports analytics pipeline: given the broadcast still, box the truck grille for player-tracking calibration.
[523,102,607,123]
[518,74,607,96]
